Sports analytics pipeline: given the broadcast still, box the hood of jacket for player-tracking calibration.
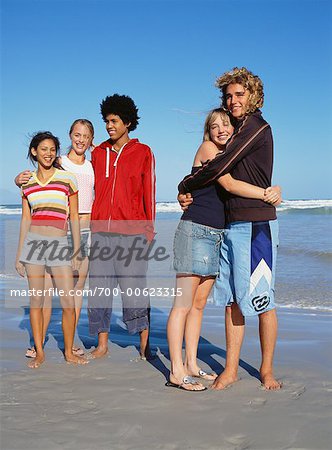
[96,138,139,178]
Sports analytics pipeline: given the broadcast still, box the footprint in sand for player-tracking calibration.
[322,381,332,392]
[291,385,306,399]
[64,400,98,415]
[247,397,267,410]
[224,434,251,449]
[285,382,306,399]
[113,423,143,440]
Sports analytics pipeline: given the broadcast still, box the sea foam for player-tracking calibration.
[1,200,332,215]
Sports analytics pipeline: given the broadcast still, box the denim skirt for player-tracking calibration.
[173,220,224,276]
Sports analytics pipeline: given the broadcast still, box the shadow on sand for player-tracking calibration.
[19,304,260,381]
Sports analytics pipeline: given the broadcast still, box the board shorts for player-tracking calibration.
[19,232,72,267]
[214,220,279,316]
[67,227,91,258]
[173,220,224,277]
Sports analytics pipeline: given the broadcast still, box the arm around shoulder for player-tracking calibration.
[14,170,32,188]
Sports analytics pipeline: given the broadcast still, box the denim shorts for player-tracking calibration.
[20,232,72,267]
[214,220,279,316]
[67,228,91,258]
[173,220,224,276]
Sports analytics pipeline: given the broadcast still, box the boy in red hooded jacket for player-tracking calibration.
[88,94,156,360]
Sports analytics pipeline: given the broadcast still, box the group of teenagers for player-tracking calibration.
[15,66,282,392]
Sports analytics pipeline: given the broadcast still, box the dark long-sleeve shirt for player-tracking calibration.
[178,110,277,223]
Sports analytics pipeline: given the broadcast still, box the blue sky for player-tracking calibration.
[1,0,331,202]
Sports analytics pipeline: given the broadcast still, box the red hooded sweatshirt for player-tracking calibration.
[91,138,156,241]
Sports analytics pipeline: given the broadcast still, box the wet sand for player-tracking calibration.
[1,299,331,450]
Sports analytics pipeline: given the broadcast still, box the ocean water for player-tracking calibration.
[1,200,331,312]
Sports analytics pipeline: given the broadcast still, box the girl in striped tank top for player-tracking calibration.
[15,120,95,360]
[15,131,88,368]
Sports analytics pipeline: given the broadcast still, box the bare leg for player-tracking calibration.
[259,308,281,390]
[167,276,205,391]
[139,328,151,359]
[72,257,89,354]
[26,271,53,357]
[50,265,88,365]
[212,302,245,390]
[184,277,216,380]
[41,271,53,343]
[139,306,152,359]
[25,264,46,368]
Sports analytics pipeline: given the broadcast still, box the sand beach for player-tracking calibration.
[1,300,331,450]
[1,201,332,449]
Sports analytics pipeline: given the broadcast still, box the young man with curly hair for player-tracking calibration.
[178,67,282,390]
[88,94,156,360]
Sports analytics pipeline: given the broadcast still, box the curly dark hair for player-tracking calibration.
[100,94,140,131]
[216,67,264,113]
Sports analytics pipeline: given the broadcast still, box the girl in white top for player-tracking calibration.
[61,154,94,214]
[16,119,95,358]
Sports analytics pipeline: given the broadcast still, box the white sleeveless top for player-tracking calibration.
[60,154,95,214]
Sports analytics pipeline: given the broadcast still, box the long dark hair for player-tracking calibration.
[27,131,63,169]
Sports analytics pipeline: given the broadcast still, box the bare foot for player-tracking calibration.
[27,353,45,369]
[65,353,89,365]
[211,371,238,390]
[185,363,217,381]
[72,346,85,356]
[260,371,282,390]
[169,373,206,391]
[139,343,156,361]
[139,328,153,360]
[86,346,108,360]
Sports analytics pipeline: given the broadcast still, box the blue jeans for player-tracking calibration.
[88,232,150,335]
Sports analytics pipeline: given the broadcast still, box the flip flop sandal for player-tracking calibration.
[25,348,37,358]
[165,375,207,391]
[196,369,217,380]
[72,347,85,356]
